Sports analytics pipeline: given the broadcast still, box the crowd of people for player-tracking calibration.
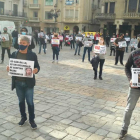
[1,26,140,139]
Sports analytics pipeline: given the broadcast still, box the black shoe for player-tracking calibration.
[121,63,124,66]
[18,117,27,126]
[78,54,80,56]
[94,76,97,80]
[74,54,76,56]
[29,120,37,129]
[99,77,103,80]
[115,63,117,65]
[119,130,127,139]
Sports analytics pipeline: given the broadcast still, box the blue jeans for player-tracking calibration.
[39,42,46,54]
[122,88,140,131]
[74,43,81,55]
[12,37,17,46]
[82,47,91,62]
[15,81,35,121]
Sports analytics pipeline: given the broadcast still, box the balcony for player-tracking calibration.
[29,17,40,22]
[123,13,140,19]
[29,4,40,9]
[0,10,27,18]
[95,13,116,19]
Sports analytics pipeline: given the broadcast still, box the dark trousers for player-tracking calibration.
[70,40,74,49]
[52,47,59,60]
[115,50,124,65]
[1,47,11,61]
[95,40,99,44]
[59,41,62,49]
[126,42,129,53]
[35,38,39,45]
[106,40,109,47]
[74,44,81,55]
[93,59,105,77]
[82,47,91,62]
[15,81,34,121]
[110,49,115,56]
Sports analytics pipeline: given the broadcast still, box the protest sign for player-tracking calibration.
[110,38,116,42]
[125,38,130,42]
[132,68,140,87]
[96,37,100,40]
[131,42,137,48]
[76,37,82,41]
[51,39,60,45]
[46,35,49,39]
[69,37,73,40]
[84,41,92,47]
[0,34,9,41]
[18,34,32,45]
[59,35,63,40]
[38,33,45,38]
[66,35,69,38]
[8,59,34,78]
[118,41,127,48]
[94,45,106,54]
[90,36,94,39]
[51,35,54,38]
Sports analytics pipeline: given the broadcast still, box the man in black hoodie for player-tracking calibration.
[119,46,140,139]
[14,27,35,51]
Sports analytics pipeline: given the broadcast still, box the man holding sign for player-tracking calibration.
[124,33,130,53]
[119,46,140,139]
[130,35,138,52]
[82,33,93,62]
[114,33,126,66]
[7,36,40,129]
[0,27,12,64]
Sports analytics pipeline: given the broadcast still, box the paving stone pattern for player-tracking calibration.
[0,43,139,140]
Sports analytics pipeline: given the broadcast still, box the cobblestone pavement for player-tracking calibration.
[0,43,140,140]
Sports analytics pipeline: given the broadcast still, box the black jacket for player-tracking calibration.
[90,56,99,69]
[12,31,18,37]
[14,36,35,50]
[11,50,40,90]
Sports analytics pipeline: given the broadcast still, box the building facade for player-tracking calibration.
[0,0,27,31]
[93,0,140,37]
[23,0,94,34]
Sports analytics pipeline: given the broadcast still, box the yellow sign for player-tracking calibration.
[64,26,70,30]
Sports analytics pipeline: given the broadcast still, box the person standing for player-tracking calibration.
[130,35,138,52]
[74,33,83,55]
[52,33,60,63]
[82,33,93,62]
[119,46,140,139]
[14,27,35,51]
[124,33,130,53]
[114,33,126,66]
[12,29,18,47]
[105,33,110,47]
[59,34,63,49]
[34,30,39,46]
[94,32,100,44]
[69,35,74,49]
[7,36,40,129]
[0,27,12,64]
[38,29,46,54]
[93,37,106,80]
[110,34,116,56]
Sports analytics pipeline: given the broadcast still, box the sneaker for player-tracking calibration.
[52,60,55,63]
[18,117,27,126]
[29,120,37,129]
[119,130,127,139]
[99,77,103,80]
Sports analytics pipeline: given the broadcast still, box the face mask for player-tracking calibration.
[19,45,27,50]
[4,30,7,33]
[21,32,26,35]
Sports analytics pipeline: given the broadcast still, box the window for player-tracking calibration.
[98,0,100,8]
[105,3,108,13]
[75,0,79,3]
[13,4,18,16]
[109,2,115,13]
[75,10,78,18]
[33,11,38,17]
[66,0,74,5]
[65,9,74,18]
[45,0,53,6]
[128,0,137,12]
[33,0,38,4]
[0,2,4,15]
[125,0,127,13]
[45,11,53,19]
[138,0,140,13]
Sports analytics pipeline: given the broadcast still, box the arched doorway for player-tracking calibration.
[73,26,79,34]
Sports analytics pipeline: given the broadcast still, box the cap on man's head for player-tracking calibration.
[21,27,28,32]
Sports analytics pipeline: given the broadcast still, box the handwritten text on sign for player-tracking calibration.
[94,45,106,54]
[51,39,60,45]
[8,59,34,78]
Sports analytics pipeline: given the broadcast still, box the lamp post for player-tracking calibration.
[50,4,61,32]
